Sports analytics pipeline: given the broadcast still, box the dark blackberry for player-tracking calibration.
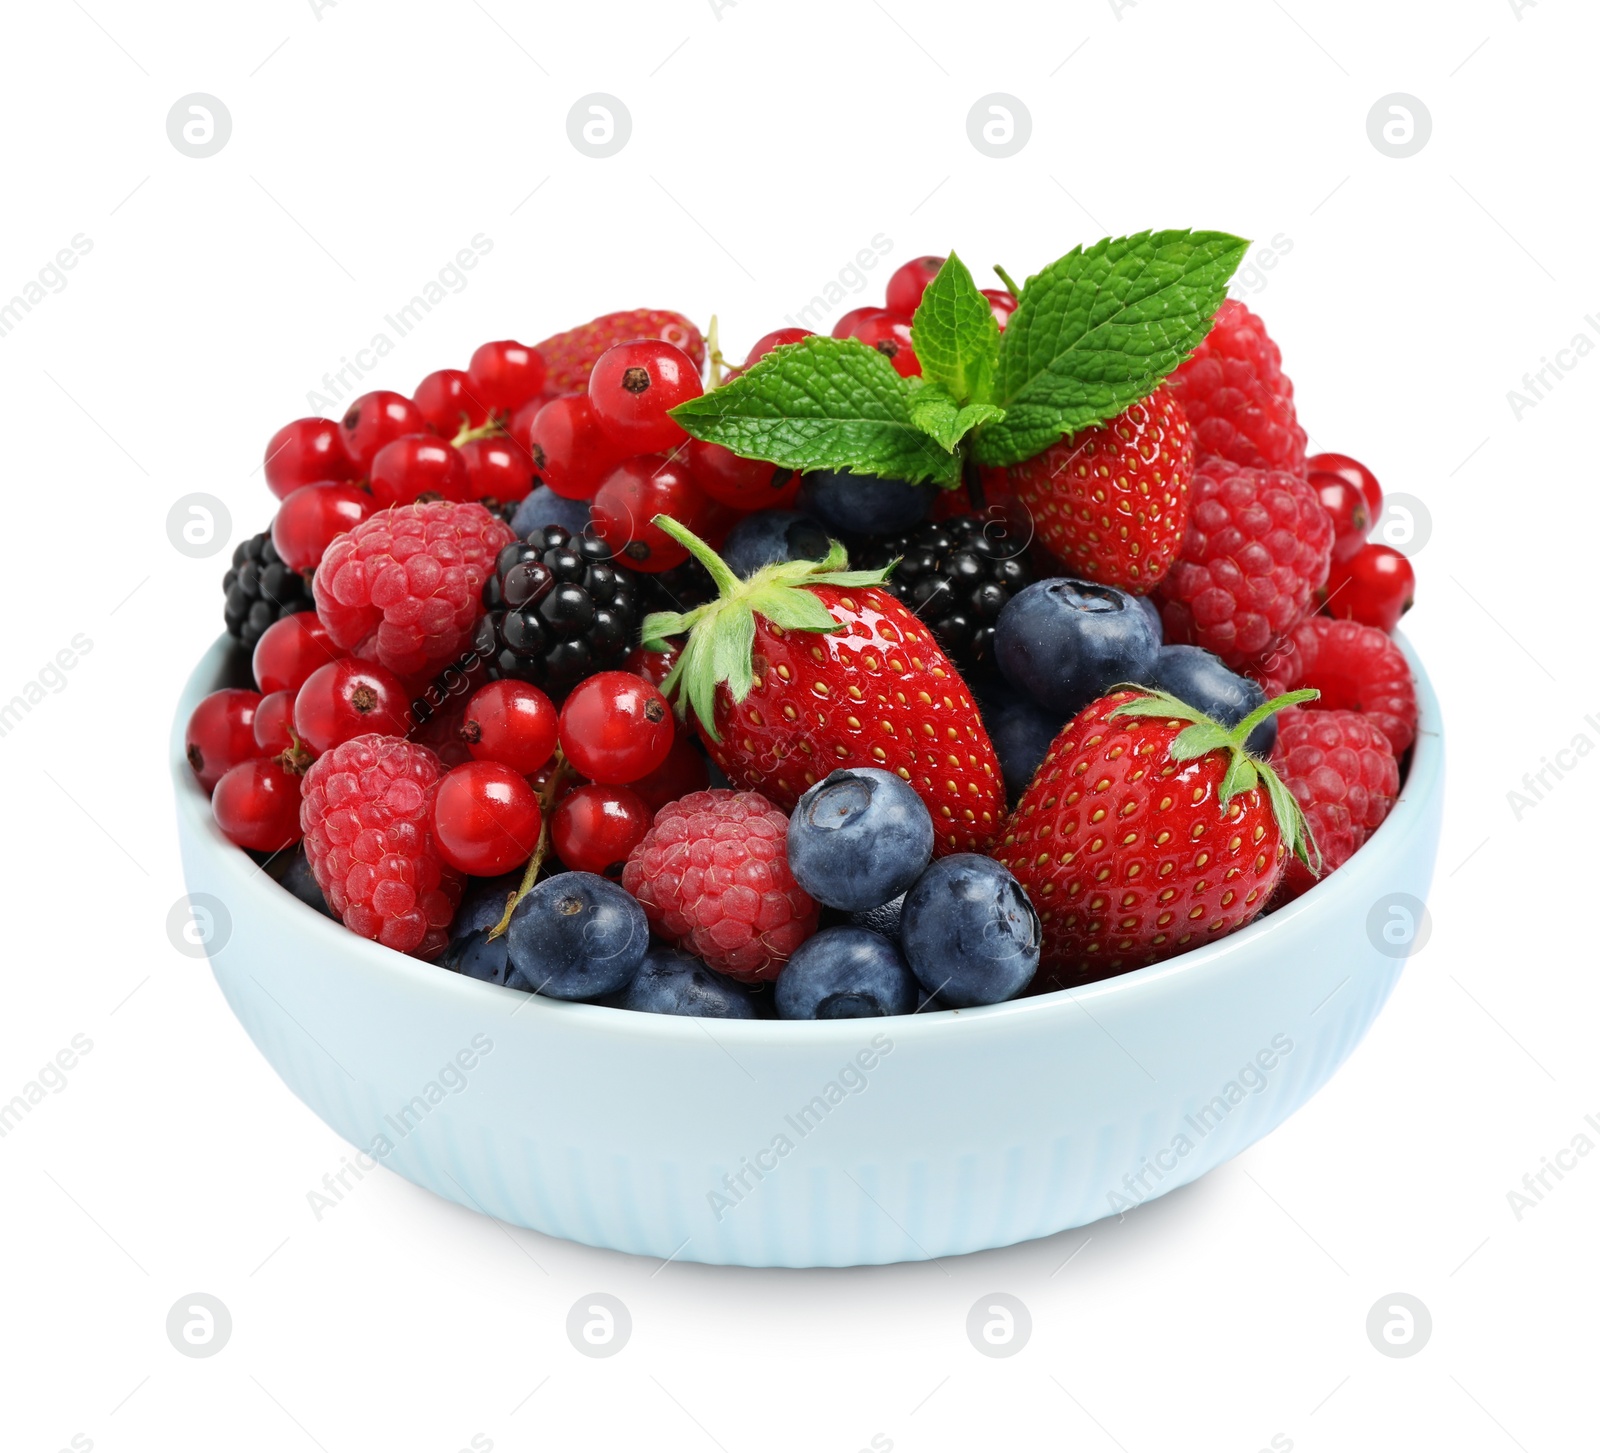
[222,532,313,648]
[637,555,718,615]
[856,514,1033,675]
[473,525,643,696]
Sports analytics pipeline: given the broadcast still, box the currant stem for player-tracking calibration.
[993,264,1023,298]
[485,753,575,941]
[706,313,726,387]
[451,416,506,449]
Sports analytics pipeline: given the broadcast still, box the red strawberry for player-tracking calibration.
[1272,707,1398,902]
[535,309,706,396]
[982,386,1194,593]
[643,519,1007,854]
[1253,615,1418,757]
[993,686,1315,989]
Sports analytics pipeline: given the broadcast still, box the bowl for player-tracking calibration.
[173,634,1443,1268]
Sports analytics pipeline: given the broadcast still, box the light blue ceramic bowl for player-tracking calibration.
[173,635,1443,1267]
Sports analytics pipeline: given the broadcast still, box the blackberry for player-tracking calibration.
[857,514,1032,675]
[638,554,718,615]
[222,532,313,647]
[472,525,642,695]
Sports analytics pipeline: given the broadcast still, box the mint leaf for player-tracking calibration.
[910,252,1000,404]
[973,229,1248,466]
[908,385,1005,453]
[670,336,959,486]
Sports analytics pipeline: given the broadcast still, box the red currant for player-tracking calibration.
[587,340,704,454]
[686,440,803,511]
[459,436,536,505]
[551,784,652,875]
[369,434,471,508]
[253,612,345,695]
[271,482,374,572]
[264,417,353,501]
[744,328,813,367]
[212,757,305,852]
[1323,544,1415,634]
[558,671,675,784]
[185,688,262,792]
[832,306,879,340]
[630,730,710,814]
[341,391,425,475]
[849,311,920,377]
[524,394,621,500]
[468,340,548,415]
[591,457,713,572]
[252,689,299,757]
[981,288,1018,330]
[459,679,559,774]
[1311,471,1371,563]
[1307,452,1383,520]
[624,640,681,689]
[885,255,945,315]
[430,761,543,876]
[293,659,412,754]
[413,368,490,438]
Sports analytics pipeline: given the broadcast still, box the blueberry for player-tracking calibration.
[900,855,1041,1007]
[786,768,934,911]
[440,873,519,986]
[994,577,1161,717]
[1144,644,1277,756]
[848,892,904,943]
[721,510,831,578]
[511,485,592,540]
[775,927,919,1019]
[276,847,335,919]
[1135,593,1163,644]
[798,470,931,537]
[623,946,759,1018]
[979,681,1064,802]
[505,871,649,1000]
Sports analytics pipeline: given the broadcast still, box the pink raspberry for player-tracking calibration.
[313,501,512,682]
[1254,615,1418,757]
[300,733,463,958]
[1273,708,1399,901]
[621,789,818,982]
[1167,298,1307,472]
[1154,457,1332,668]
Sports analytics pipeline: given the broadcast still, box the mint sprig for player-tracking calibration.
[668,228,1247,490]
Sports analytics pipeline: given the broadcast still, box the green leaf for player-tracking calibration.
[907,385,1006,454]
[670,336,959,486]
[909,252,1000,404]
[974,229,1250,466]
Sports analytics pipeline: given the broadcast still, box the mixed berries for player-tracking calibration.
[185,246,1423,1021]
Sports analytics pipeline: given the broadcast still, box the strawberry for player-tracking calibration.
[642,517,1008,855]
[981,386,1194,593]
[993,685,1316,990]
[535,309,706,396]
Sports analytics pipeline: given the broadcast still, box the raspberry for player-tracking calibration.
[312,500,513,682]
[1255,615,1418,756]
[1273,708,1399,901]
[300,734,464,957]
[621,789,818,982]
[1154,458,1332,668]
[1167,298,1307,472]
[534,309,706,396]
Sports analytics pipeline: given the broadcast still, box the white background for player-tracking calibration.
[2,1,1595,1449]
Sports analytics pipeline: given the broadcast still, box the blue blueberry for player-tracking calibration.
[623,946,758,1019]
[1144,644,1277,756]
[787,768,934,911]
[798,470,931,537]
[721,509,831,578]
[440,874,519,986]
[1135,593,1163,644]
[277,847,335,919]
[900,855,1041,1007]
[505,871,649,1000]
[994,577,1161,718]
[980,681,1064,802]
[848,893,905,943]
[511,485,591,540]
[775,927,919,1019]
